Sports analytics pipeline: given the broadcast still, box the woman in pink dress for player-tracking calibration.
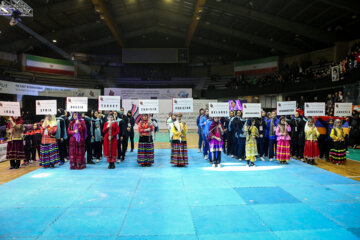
[276,117,292,164]
[67,112,87,170]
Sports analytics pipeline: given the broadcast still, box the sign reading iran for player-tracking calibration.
[243,103,261,118]
[36,100,57,115]
[66,97,88,112]
[139,100,159,114]
[24,54,75,76]
[334,103,352,117]
[277,101,296,115]
[209,102,229,117]
[234,56,278,75]
[304,102,325,116]
[0,101,21,117]
[173,98,193,113]
[98,96,121,111]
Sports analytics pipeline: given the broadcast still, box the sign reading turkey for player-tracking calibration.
[98,96,121,111]
[277,101,296,115]
[66,97,88,112]
[36,100,57,115]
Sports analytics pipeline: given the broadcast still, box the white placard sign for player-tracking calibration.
[243,103,261,118]
[277,101,297,115]
[304,102,325,116]
[139,100,159,114]
[334,103,352,117]
[98,96,121,111]
[209,102,229,117]
[0,101,21,117]
[173,98,193,113]
[36,100,57,115]
[66,97,88,112]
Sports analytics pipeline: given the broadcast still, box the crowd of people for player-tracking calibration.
[196,108,360,168]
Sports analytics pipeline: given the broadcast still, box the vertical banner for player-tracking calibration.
[98,96,121,111]
[242,103,261,118]
[66,97,88,112]
[35,100,57,115]
[172,98,193,113]
[209,102,229,117]
[277,101,297,115]
[304,102,325,116]
[139,100,159,114]
[0,101,21,116]
[334,103,353,117]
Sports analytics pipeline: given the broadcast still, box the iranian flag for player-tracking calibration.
[24,54,75,76]
[234,56,278,75]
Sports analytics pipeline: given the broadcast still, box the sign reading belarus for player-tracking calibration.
[277,101,296,115]
[173,98,193,113]
[66,97,88,112]
[209,102,229,117]
[304,102,325,116]
[36,100,57,115]
[242,103,261,118]
[334,103,352,117]
[98,96,121,111]
[139,100,159,114]
[0,101,21,117]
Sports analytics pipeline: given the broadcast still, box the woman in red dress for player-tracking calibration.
[103,113,119,169]
[67,112,87,170]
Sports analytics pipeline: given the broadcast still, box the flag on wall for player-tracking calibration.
[23,54,75,76]
[234,56,278,75]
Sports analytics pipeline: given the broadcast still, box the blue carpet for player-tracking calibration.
[0,149,360,239]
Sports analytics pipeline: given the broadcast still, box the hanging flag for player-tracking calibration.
[234,56,278,75]
[23,54,75,76]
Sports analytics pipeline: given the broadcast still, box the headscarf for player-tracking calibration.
[127,110,132,117]
[7,117,23,130]
[44,115,57,127]
[208,118,222,140]
[57,108,65,118]
[72,112,87,142]
[278,116,287,134]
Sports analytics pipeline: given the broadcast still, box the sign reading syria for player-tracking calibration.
[36,100,57,115]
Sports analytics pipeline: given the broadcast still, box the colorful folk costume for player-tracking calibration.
[6,117,25,169]
[40,115,61,168]
[330,119,347,165]
[171,119,188,166]
[276,118,291,164]
[244,120,259,167]
[67,113,87,170]
[137,115,155,166]
[103,117,120,169]
[304,120,320,165]
[207,119,224,167]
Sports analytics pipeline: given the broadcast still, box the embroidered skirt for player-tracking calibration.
[6,140,25,161]
[276,140,291,161]
[171,140,188,165]
[330,141,346,164]
[137,136,154,165]
[304,140,319,159]
[40,143,61,167]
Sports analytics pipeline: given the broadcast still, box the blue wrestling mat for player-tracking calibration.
[1,149,360,240]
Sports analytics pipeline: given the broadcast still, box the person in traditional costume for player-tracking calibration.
[207,117,224,168]
[6,116,25,169]
[244,119,259,167]
[68,112,87,170]
[234,110,246,161]
[330,119,347,165]
[103,112,119,169]
[200,109,210,159]
[304,117,320,165]
[137,114,155,166]
[276,116,291,164]
[168,113,177,147]
[171,113,188,166]
[39,115,61,168]
[31,123,42,161]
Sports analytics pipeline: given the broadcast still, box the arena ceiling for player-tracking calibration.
[0,0,359,61]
